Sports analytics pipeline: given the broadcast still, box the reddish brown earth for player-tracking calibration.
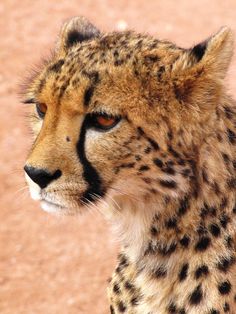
[0,1,236,313]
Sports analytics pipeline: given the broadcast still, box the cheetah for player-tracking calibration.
[23,17,236,313]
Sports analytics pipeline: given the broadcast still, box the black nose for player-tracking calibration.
[24,165,62,189]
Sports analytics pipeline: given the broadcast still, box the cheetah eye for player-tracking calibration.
[88,113,121,131]
[36,103,47,119]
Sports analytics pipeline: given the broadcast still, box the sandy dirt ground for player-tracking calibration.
[0,1,236,313]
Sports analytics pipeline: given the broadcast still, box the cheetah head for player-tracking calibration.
[23,17,234,217]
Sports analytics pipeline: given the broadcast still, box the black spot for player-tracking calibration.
[166,160,175,167]
[212,181,220,194]
[180,235,190,248]
[144,146,152,154]
[226,236,233,249]
[209,224,221,237]
[222,152,230,163]
[179,309,186,314]
[192,40,207,61]
[142,177,152,184]
[118,301,126,312]
[195,237,211,251]
[162,166,176,175]
[224,106,234,119]
[113,50,119,57]
[201,205,212,219]
[165,217,177,229]
[110,305,115,314]
[168,146,180,158]
[137,126,145,136]
[82,70,100,82]
[217,255,235,273]
[124,281,135,291]
[218,281,232,295]
[189,284,203,305]
[168,302,177,313]
[49,59,65,73]
[202,168,209,183]
[37,77,46,94]
[118,254,129,268]
[220,198,228,209]
[223,302,230,312]
[228,177,236,189]
[179,263,189,282]
[154,266,167,278]
[76,116,105,203]
[113,283,120,294]
[147,137,160,150]
[153,158,163,168]
[227,128,236,144]
[167,130,173,140]
[159,180,177,189]
[197,224,208,236]
[139,165,150,172]
[181,168,192,177]
[220,213,230,229]
[210,310,220,314]
[233,203,236,214]
[120,162,135,169]
[177,159,186,166]
[135,155,141,161]
[84,85,95,107]
[66,136,71,142]
[150,226,158,236]
[130,296,140,306]
[114,59,124,66]
[157,66,166,79]
[217,133,223,142]
[195,265,209,279]
[177,197,189,216]
[145,55,160,63]
[159,242,177,256]
[58,79,70,99]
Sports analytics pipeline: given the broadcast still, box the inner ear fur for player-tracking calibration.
[172,27,234,106]
[57,16,101,55]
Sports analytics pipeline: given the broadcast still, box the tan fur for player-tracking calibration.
[23,17,236,313]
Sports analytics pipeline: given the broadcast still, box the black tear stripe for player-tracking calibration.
[77,116,106,203]
[83,71,100,107]
[84,85,95,107]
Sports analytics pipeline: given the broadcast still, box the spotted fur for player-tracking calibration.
[23,17,236,313]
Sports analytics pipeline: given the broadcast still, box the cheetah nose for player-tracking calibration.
[24,165,62,189]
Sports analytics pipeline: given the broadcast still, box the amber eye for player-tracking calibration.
[87,113,121,131]
[36,103,47,119]
[96,115,117,127]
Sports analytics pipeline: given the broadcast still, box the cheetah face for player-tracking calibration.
[23,17,233,215]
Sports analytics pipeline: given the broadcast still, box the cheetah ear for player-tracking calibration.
[57,16,100,54]
[174,27,234,79]
[190,26,234,78]
[172,28,234,105]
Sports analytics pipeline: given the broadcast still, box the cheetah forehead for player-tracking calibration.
[24,31,184,119]
[24,17,234,123]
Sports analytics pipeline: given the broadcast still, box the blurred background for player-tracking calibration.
[0,1,236,313]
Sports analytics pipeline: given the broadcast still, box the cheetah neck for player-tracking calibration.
[108,102,236,313]
[109,192,236,313]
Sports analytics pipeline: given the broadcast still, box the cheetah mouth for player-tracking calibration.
[40,199,66,213]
